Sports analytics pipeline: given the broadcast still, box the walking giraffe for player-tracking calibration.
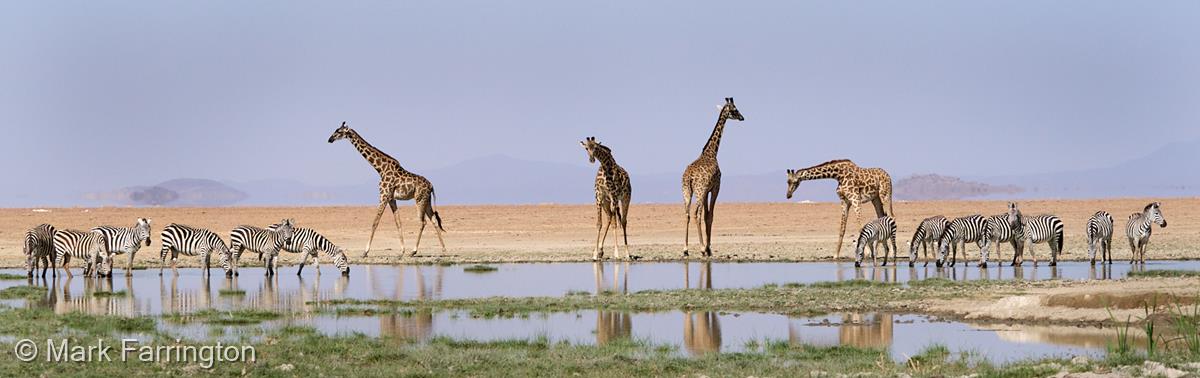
[580,137,632,260]
[786,159,894,259]
[682,97,744,258]
[328,122,446,258]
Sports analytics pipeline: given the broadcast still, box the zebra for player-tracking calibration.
[909,216,948,267]
[229,219,296,276]
[263,224,350,276]
[980,202,1024,268]
[53,229,112,278]
[853,216,897,267]
[93,218,152,277]
[1126,202,1167,264]
[1086,211,1114,265]
[24,224,56,278]
[159,223,232,277]
[938,215,987,267]
[1015,214,1064,266]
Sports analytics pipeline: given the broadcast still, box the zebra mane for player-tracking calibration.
[1143,202,1158,212]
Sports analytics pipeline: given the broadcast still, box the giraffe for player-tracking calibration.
[785,159,894,260]
[580,137,632,260]
[328,122,446,258]
[682,97,744,258]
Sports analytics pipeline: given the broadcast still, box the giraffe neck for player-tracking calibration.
[795,160,856,184]
[700,114,728,158]
[593,147,620,191]
[347,130,403,175]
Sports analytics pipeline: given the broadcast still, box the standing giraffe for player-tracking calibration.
[580,137,632,260]
[328,122,446,258]
[682,97,745,258]
[785,159,894,259]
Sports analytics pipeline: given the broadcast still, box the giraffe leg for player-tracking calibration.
[605,213,617,258]
[619,198,631,260]
[389,200,407,253]
[682,187,694,257]
[694,198,706,257]
[593,204,605,260]
[871,197,886,219]
[599,210,613,259]
[363,201,389,258]
[835,202,850,260]
[704,186,720,257]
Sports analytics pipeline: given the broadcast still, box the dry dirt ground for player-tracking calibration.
[0,198,1195,268]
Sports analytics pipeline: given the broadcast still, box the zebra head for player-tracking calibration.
[1145,202,1167,228]
[579,136,604,164]
[720,97,745,122]
[90,230,113,277]
[135,218,152,246]
[328,122,354,143]
[275,219,296,244]
[332,246,350,276]
[1006,202,1023,230]
[785,169,801,199]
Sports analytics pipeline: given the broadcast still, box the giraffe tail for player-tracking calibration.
[431,190,446,232]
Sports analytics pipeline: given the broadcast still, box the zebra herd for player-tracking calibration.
[22,218,351,279]
[853,202,1167,268]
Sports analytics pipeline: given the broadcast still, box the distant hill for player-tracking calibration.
[85,178,247,207]
[895,174,1023,200]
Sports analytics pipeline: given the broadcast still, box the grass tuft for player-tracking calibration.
[218,289,246,296]
[1127,270,1200,278]
[463,265,499,273]
[0,273,28,280]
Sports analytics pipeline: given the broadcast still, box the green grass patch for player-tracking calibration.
[0,285,45,300]
[0,273,28,280]
[1127,269,1200,278]
[90,290,128,297]
[218,289,246,296]
[463,264,499,273]
[164,308,282,325]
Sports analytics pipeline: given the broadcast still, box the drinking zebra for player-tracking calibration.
[1126,202,1167,264]
[937,215,987,267]
[53,229,112,278]
[159,223,232,277]
[93,218,152,277]
[980,202,1023,268]
[229,219,295,276]
[1015,214,1064,266]
[24,224,56,278]
[264,224,350,276]
[853,216,897,267]
[909,216,948,267]
[1086,211,1114,265]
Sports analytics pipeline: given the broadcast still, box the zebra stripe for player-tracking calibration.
[229,219,295,276]
[93,218,152,276]
[1087,211,1114,265]
[159,223,231,276]
[909,216,948,267]
[1018,214,1064,266]
[266,224,350,276]
[854,216,897,267]
[24,224,56,278]
[1126,202,1167,264]
[53,229,111,277]
[938,215,987,267]
[980,202,1025,267]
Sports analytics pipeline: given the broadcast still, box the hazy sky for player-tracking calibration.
[2,1,1198,196]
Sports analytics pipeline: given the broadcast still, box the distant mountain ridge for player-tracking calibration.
[895,174,1023,200]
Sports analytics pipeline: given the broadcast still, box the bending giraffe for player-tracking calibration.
[785,159,894,259]
[328,122,446,258]
[580,137,632,260]
[682,97,745,258]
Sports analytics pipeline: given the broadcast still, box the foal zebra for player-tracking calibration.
[93,218,152,277]
[937,215,987,267]
[1126,202,1167,264]
[264,224,350,276]
[1015,215,1064,266]
[159,223,232,276]
[854,216,897,267]
[980,202,1023,267]
[229,219,295,276]
[24,224,56,278]
[53,229,111,278]
[1086,211,1114,265]
[909,216,948,267]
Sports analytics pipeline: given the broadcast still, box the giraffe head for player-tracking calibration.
[720,97,744,122]
[328,121,354,144]
[579,136,609,164]
[1145,202,1167,228]
[785,169,801,199]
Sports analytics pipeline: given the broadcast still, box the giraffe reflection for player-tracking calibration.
[683,311,722,355]
[683,261,713,289]
[787,313,894,349]
[376,265,443,343]
[592,262,629,294]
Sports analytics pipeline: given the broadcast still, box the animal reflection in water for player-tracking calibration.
[683,311,722,355]
[684,261,713,289]
[788,313,894,349]
[368,265,443,343]
[593,262,630,294]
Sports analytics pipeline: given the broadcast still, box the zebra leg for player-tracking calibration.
[126,250,135,277]
[1128,237,1137,264]
[63,254,73,278]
